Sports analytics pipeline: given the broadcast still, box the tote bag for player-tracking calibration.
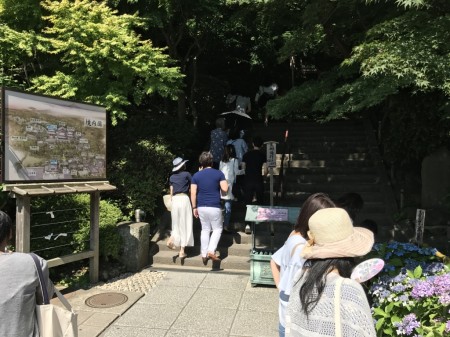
[31,253,78,337]
[163,194,172,211]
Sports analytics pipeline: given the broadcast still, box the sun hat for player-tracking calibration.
[172,157,188,172]
[301,207,374,259]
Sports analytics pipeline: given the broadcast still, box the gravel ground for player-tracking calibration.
[96,269,166,293]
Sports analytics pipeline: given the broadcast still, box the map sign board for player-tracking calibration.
[1,87,107,183]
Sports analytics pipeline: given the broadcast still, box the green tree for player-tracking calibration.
[31,0,183,124]
[112,0,228,123]
[0,0,41,88]
[265,0,450,166]
[0,25,36,87]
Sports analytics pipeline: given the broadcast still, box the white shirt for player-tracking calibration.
[271,234,306,328]
[219,158,239,200]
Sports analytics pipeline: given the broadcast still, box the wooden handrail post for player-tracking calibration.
[15,195,31,252]
[89,191,100,283]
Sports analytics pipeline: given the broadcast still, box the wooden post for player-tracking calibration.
[15,195,31,252]
[415,209,426,245]
[89,191,100,283]
[269,167,274,207]
[264,141,278,207]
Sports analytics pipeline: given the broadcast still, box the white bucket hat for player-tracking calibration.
[301,208,374,259]
[172,157,188,172]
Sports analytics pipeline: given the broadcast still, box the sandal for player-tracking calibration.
[166,241,177,250]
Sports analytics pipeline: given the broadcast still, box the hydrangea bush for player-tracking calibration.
[368,242,450,337]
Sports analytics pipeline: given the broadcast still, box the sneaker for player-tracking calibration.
[245,224,251,234]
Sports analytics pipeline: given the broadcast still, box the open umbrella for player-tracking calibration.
[220,110,252,131]
[220,110,252,119]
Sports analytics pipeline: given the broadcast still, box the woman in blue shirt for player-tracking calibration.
[191,152,228,265]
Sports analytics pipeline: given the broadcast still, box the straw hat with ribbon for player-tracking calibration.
[301,208,374,259]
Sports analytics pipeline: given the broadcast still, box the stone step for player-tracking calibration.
[150,249,251,270]
[153,119,395,270]
[274,191,386,203]
[279,166,379,175]
[282,183,383,193]
[252,121,366,132]
[254,122,365,129]
[153,239,253,256]
[284,174,381,184]
[275,159,376,168]
[258,134,368,143]
[276,152,371,160]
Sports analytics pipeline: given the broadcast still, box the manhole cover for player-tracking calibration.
[85,292,128,308]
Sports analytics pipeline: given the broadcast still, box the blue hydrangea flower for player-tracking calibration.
[393,313,420,335]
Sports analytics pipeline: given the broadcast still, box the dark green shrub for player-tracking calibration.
[30,193,126,261]
[107,112,200,218]
[108,139,173,218]
[72,194,125,260]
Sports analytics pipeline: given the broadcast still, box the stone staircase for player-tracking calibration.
[150,119,397,270]
[252,119,397,236]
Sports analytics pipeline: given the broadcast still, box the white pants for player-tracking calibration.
[198,207,223,257]
[170,194,194,247]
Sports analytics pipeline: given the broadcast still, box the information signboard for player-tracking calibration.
[256,207,288,221]
[1,87,107,183]
[265,141,277,168]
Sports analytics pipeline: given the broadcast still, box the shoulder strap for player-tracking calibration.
[30,253,73,311]
[30,253,50,304]
[290,242,304,258]
[334,277,344,337]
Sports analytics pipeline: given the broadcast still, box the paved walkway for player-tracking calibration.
[61,264,279,337]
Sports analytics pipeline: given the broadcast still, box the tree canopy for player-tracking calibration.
[1,0,183,124]
[0,0,448,163]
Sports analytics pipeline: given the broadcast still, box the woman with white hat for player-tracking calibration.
[285,207,376,337]
[167,157,194,263]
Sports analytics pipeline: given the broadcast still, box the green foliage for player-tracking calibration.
[0,0,41,30]
[31,194,126,261]
[31,0,183,124]
[366,0,429,9]
[268,0,450,120]
[379,93,450,165]
[278,25,326,63]
[367,241,440,276]
[106,112,200,218]
[368,242,450,337]
[0,0,41,88]
[53,265,90,289]
[264,0,450,169]
[370,267,450,336]
[0,24,36,87]
[73,194,125,260]
[346,10,450,97]
[108,138,172,218]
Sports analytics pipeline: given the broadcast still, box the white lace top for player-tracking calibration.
[285,272,376,337]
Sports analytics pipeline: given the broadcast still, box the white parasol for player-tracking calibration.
[220,110,252,119]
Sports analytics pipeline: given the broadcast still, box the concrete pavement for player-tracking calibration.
[59,263,279,337]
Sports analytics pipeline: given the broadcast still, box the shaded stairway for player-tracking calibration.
[251,119,397,238]
[150,119,397,270]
